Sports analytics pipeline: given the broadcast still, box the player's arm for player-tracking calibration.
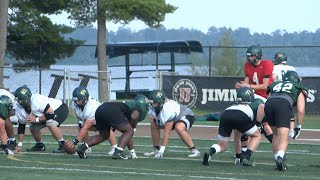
[75,118,95,143]
[27,104,56,123]
[251,76,271,90]
[15,123,26,152]
[129,109,140,128]
[296,92,306,126]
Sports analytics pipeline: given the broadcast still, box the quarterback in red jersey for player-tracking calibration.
[235,45,274,148]
[235,45,274,99]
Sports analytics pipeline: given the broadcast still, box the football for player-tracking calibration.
[64,140,76,154]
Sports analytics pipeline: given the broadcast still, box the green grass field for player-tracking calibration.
[1,135,320,180]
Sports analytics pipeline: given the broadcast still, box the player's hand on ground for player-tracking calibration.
[15,146,22,153]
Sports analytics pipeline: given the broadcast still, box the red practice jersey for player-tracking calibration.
[244,60,274,98]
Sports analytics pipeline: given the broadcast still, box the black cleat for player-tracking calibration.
[7,140,17,151]
[202,152,210,166]
[77,143,89,158]
[112,148,128,160]
[276,156,287,171]
[27,143,46,152]
[53,141,65,153]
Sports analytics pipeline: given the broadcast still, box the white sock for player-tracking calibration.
[112,144,117,148]
[277,150,285,159]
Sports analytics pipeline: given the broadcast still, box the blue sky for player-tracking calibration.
[50,0,320,34]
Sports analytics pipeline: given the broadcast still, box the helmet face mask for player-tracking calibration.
[283,71,301,83]
[72,86,89,108]
[148,90,166,111]
[0,95,13,112]
[273,52,287,65]
[237,87,254,103]
[15,86,32,108]
[246,45,262,65]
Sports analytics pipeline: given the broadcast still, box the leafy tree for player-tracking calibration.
[67,0,176,101]
[6,0,83,69]
[211,29,242,76]
[0,0,9,88]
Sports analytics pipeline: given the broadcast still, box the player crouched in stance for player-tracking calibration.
[265,71,307,171]
[144,90,200,158]
[202,87,263,166]
[14,86,69,153]
[65,86,118,155]
[0,95,15,155]
[75,95,149,160]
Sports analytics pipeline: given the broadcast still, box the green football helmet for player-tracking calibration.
[15,86,32,108]
[134,94,150,111]
[0,95,13,112]
[246,45,262,64]
[72,86,89,107]
[273,52,287,65]
[283,70,301,83]
[237,87,254,103]
[149,90,166,111]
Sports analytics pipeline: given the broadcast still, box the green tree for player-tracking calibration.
[67,0,176,101]
[6,0,83,69]
[211,29,242,76]
[0,0,9,88]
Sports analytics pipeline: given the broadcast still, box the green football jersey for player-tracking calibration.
[124,101,148,122]
[267,81,308,104]
[0,103,9,120]
[249,98,264,120]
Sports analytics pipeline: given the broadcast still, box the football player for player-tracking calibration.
[202,87,263,166]
[265,71,307,171]
[14,86,69,153]
[67,86,118,156]
[75,95,149,159]
[0,89,18,151]
[235,45,274,150]
[0,95,15,155]
[143,90,200,158]
[272,52,297,137]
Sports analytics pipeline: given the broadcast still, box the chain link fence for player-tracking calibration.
[3,44,320,103]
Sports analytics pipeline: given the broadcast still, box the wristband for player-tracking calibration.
[72,139,79,145]
[18,142,23,147]
[35,117,40,123]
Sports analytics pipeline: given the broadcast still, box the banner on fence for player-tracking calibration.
[162,75,319,114]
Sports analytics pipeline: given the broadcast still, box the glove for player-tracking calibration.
[293,125,302,139]
[288,129,295,138]
[129,149,138,159]
[154,146,165,159]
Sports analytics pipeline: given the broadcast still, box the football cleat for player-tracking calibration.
[112,148,128,160]
[53,141,65,153]
[7,140,17,151]
[77,143,89,158]
[107,147,115,155]
[143,148,159,156]
[5,148,14,155]
[27,143,46,152]
[188,148,200,157]
[276,156,287,171]
[202,152,210,166]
